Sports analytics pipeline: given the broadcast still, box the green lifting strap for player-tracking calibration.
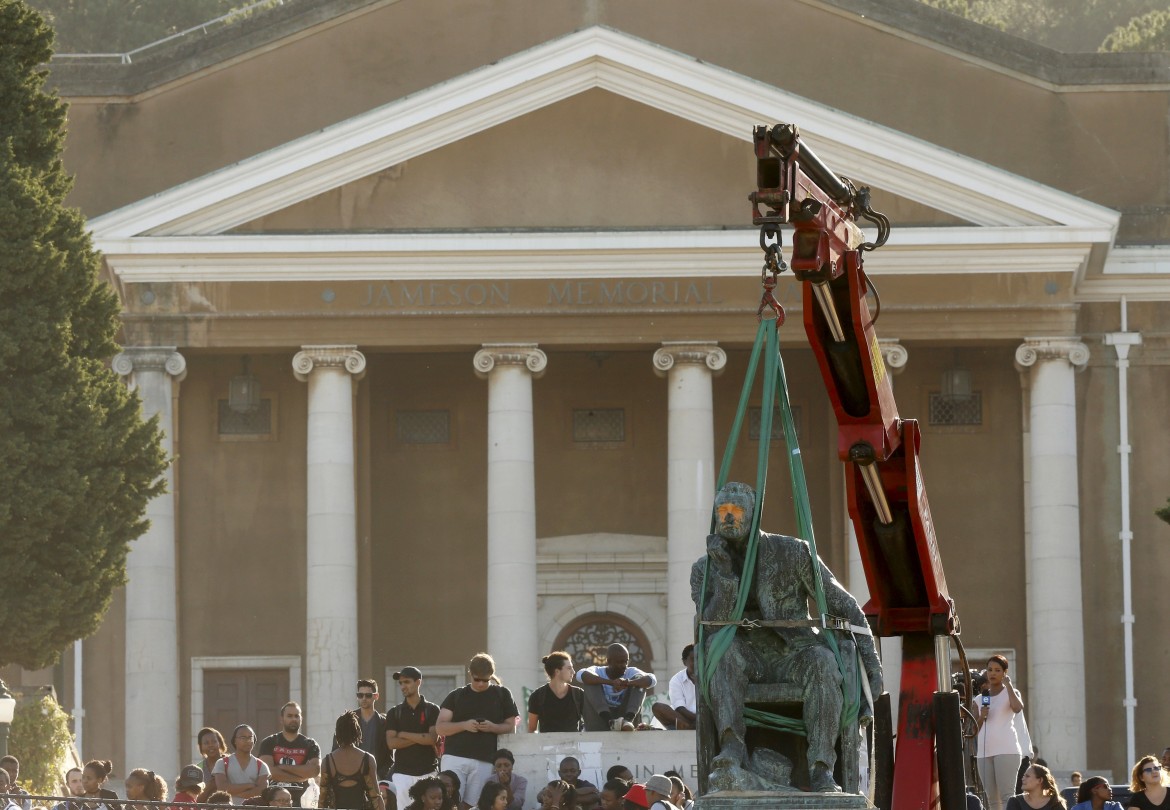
[696,320,863,742]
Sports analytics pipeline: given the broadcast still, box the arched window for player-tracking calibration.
[553,612,654,669]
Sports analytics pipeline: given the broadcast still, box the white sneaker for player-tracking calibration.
[610,718,625,731]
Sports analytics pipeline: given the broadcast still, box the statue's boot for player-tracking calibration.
[711,731,748,771]
[809,762,842,793]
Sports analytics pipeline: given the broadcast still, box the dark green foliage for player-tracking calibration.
[0,0,168,669]
[917,0,1170,52]
[28,0,252,53]
[1101,9,1170,52]
[1157,497,1170,526]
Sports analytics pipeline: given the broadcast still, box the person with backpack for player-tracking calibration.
[213,725,271,802]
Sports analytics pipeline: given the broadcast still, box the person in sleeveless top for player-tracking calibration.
[320,712,385,810]
[974,655,1026,810]
[1127,755,1170,810]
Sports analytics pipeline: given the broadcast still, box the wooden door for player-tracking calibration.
[203,668,290,740]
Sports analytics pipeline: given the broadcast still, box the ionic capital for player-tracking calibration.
[877,339,909,375]
[1014,337,1090,373]
[293,345,367,382]
[652,341,727,378]
[112,347,187,384]
[473,343,547,379]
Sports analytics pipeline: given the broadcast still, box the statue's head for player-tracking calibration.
[713,482,756,543]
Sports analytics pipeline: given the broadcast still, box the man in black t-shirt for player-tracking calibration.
[435,653,519,810]
[385,667,441,810]
[258,702,322,804]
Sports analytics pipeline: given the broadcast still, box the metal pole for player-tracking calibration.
[934,635,951,693]
[1105,297,1141,768]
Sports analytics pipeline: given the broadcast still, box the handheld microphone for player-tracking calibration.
[980,689,991,708]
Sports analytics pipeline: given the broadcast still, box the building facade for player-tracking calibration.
[6,0,1169,785]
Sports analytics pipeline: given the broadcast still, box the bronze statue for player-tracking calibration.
[691,482,882,794]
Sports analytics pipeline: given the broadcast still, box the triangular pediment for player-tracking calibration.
[228,89,967,233]
[88,26,1117,241]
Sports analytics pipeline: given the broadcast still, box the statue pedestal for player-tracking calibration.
[694,793,869,810]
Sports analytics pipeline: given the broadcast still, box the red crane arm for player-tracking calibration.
[750,123,963,810]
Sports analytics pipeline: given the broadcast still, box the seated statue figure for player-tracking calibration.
[690,482,883,793]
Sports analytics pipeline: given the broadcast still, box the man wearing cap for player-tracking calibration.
[385,667,441,810]
[621,784,649,810]
[173,765,205,805]
[642,776,680,810]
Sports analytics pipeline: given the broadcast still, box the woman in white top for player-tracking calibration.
[213,724,271,803]
[974,654,1025,810]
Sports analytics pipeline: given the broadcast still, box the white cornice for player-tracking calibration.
[87,26,1120,240]
[1074,246,1170,301]
[99,227,1099,283]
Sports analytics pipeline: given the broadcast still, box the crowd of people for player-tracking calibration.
[962,653,1170,810]
[0,646,696,810]
[8,648,1166,810]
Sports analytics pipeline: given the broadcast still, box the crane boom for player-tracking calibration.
[750,123,963,810]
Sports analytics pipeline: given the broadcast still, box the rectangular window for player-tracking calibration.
[396,410,451,444]
[928,392,983,426]
[572,408,625,443]
[217,398,274,437]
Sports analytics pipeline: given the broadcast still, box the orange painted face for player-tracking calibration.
[716,501,749,540]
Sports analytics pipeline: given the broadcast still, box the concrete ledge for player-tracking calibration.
[506,730,696,808]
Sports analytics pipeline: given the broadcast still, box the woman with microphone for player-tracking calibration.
[973,654,1025,810]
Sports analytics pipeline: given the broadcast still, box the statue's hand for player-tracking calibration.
[707,537,735,574]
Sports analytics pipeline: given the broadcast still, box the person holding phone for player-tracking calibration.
[435,654,519,810]
[973,655,1025,810]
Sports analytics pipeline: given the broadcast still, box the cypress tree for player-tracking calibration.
[0,0,168,669]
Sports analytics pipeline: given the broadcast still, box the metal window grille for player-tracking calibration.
[396,410,451,444]
[748,405,802,442]
[572,408,625,443]
[217,399,273,435]
[560,621,649,670]
[928,392,983,426]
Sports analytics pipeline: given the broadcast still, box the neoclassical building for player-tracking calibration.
[5,0,1168,787]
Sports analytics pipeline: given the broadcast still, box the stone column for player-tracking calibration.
[653,342,727,665]
[112,347,186,780]
[473,344,547,699]
[293,345,366,737]
[1014,337,1090,768]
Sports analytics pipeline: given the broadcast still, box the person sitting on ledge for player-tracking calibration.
[575,644,656,731]
[651,646,696,731]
